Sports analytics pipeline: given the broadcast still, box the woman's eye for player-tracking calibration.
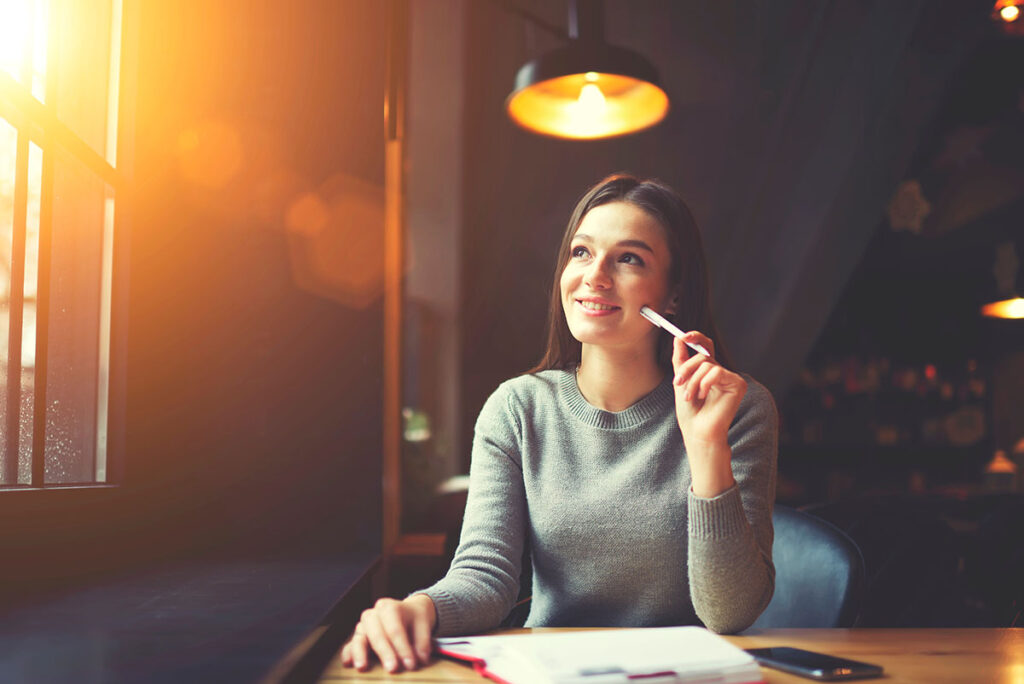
[620,252,645,266]
[571,245,589,258]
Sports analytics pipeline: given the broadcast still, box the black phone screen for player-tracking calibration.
[746,647,884,681]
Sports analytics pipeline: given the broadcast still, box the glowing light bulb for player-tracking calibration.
[577,82,607,114]
[981,297,1024,319]
[1000,4,1020,21]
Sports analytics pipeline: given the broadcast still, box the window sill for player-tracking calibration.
[0,550,378,683]
[0,483,120,493]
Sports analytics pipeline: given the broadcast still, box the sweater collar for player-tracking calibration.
[558,368,674,430]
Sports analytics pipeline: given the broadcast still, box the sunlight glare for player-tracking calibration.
[176,121,243,188]
[0,0,31,79]
[0,0,48,93]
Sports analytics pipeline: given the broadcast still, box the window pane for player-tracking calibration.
[44,150,111,484]
[1,0,120,488]
[0,123,41,485]
[51,0,116,161]
[0,0,49,101]
[1,117,17,484]
[17,142,42,485]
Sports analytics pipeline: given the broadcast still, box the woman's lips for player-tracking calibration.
[575,299,621,316]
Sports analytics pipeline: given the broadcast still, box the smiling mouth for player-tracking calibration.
[577,300,620,311]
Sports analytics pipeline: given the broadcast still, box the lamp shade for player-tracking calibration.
[506,41,669,140]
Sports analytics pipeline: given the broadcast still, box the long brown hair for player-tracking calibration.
[528,173,732,374]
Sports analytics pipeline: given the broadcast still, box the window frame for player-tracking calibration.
[0,0,136,495]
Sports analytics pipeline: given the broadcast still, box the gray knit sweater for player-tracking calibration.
[421,369,777,636]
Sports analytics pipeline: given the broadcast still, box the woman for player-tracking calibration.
[342,174,778,673]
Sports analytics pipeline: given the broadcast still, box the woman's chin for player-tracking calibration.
[569,322,658,352]
[569,326,625,347]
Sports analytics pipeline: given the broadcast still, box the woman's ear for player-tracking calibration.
[665,295,679,316]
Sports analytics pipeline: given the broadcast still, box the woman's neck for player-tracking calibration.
[576,345,666,412]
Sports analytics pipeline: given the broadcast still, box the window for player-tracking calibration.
[1,0,128,487]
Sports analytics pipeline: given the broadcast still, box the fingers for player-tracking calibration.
[342,631,371,671]
[683,330,714,358]
[694,363,723,401]
[411,610,434,663]
[673,344,714,390]
[704,365,746,399]
[378,598,421,671]
[363,598,421,673]
[673,340,732,402]
[359,606,401,672]
[341,595,436,673]
[685,361,717,401]
[678,359,746,401]
[671,333,715,371]
[680,363,747,406]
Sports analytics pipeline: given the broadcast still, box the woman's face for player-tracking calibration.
[560,201,676,354]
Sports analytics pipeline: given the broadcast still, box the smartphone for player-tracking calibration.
[746,647,883,681]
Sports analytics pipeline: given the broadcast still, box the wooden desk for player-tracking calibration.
[317,628,1024,682]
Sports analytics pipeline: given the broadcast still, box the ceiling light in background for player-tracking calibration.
[994,0,1021,22]
[993,0,1024,34]
[981,297,1024,319]
[506,0,669,140]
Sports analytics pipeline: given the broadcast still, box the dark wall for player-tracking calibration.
[125,1,386,558]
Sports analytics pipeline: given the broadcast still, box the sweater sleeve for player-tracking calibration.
[417,385,528,636]
[687,377,778,633]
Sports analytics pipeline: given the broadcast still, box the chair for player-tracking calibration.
[750,505,866,628]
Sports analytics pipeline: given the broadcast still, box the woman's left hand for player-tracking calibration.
[671,333,747,449]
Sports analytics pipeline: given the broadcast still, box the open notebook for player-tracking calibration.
[436,626,765,684]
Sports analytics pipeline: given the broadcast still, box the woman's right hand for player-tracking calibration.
[340,593,437,672]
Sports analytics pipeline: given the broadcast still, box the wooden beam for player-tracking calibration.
[382,0,409,553]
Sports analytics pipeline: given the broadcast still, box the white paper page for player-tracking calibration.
[437,627,760,684]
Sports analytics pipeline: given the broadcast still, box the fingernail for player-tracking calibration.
[384,659,396,671]
[404,657,416,670]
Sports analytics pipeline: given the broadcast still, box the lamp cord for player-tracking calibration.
[488,0,569,41]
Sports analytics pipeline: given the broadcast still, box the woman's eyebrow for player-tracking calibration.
[572,233,655,254]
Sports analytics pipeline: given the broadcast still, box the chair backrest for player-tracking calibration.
[750,505,866,628]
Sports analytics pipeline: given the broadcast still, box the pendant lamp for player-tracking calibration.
[506,0,669,140]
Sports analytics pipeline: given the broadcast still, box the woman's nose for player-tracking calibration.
[584,257,612,289]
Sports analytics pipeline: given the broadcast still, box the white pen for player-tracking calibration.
[639,306,711,357]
